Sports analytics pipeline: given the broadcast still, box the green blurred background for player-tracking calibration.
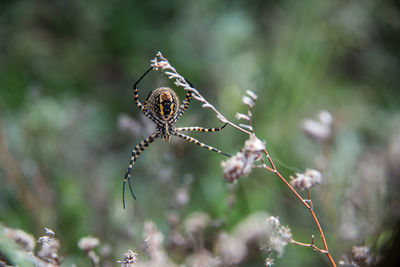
[1,0,400,266]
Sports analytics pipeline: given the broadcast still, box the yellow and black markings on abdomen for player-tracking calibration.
[146,87,179,122]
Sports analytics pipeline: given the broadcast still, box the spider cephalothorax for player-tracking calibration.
[122,67,229,208]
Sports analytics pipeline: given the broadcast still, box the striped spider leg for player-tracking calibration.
[123,132,159,209]
[172,123,230,157]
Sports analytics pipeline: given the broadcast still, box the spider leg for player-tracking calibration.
[144,90,153,107]
[123,132,159,209]
[173,90,192,123]
[173,77,194,123]
[132,68,163,125]
[133,67,152,111]
[172,132,230,157]
[175,123,227,133]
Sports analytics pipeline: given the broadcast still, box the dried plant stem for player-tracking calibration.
[291,238,328,254]
[151,52,336,267]
[262,150,336,267]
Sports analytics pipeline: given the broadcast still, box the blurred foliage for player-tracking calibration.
[1,0,400,266]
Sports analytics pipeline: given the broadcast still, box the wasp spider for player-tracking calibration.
[123,67,230,208]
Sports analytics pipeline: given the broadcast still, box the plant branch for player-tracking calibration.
[262,149,336,267]
[150,51,336,267]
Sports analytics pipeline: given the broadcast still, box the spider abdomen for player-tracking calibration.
[145,87,179,123]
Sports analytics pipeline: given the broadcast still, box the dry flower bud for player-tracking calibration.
[117,250,138,267]
[202,103,213,109]
[221,152,247,182]
[235,113,251,121]
[239,124,253,131]
[150,57,168,70]
[301,119,331,142]
[43,228,55,237]
[304,168,322,182]
[290,168,322,191]
[318,110,333,126]
[246,90,258,101]
[78,236,100,252]
[244,135,265,153]
[302,110,333,143]
[37,232,60,265]
[242,96,255,108]
[221,136,265,182]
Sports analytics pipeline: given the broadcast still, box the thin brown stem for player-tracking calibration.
[262,149,336,267]
[290,239,328,254]
[248,106,255,135]
[307,190,313,208]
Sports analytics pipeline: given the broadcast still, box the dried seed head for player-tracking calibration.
[301,119,331,142]
[290,168,322,191]
[78,236,100,252]
[265,216,280,234]
[301,110,333,143]
[37,230,60,265]
[117,250,138,267]
[221,152,246,182]
[352,246,370,261]
[269,236,288,257]
[244,135,265,153]
[264,217,292,257]
[221,136,265,183]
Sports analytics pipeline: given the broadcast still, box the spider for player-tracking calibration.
[123,67,230,208]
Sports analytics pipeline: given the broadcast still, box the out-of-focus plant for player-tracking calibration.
[0,225,60,267]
